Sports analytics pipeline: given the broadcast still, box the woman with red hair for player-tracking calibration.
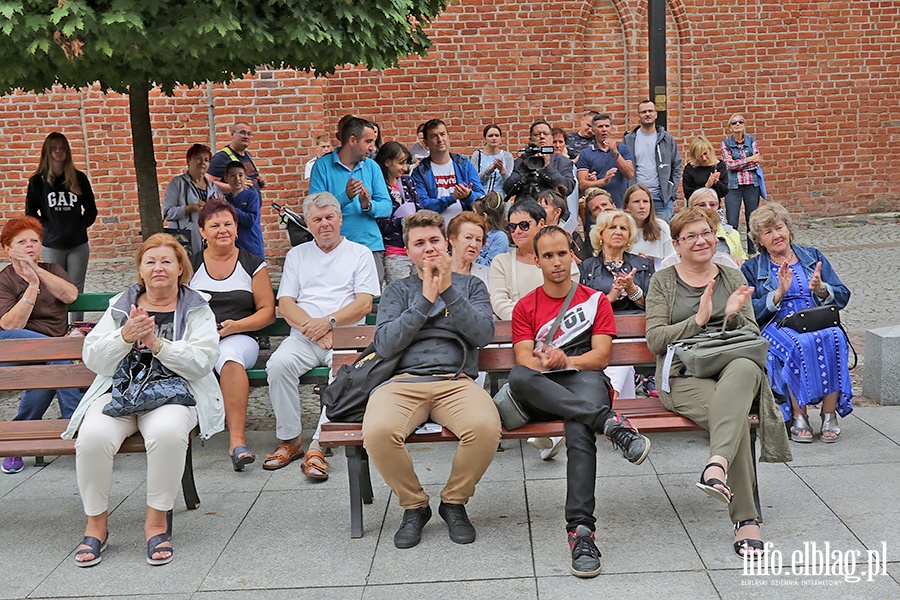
[162,143,222,254]
[0,216,80,474]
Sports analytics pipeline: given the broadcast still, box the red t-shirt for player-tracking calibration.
[512,283,616,357]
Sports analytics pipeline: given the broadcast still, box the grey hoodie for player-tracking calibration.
[623,125,683,204]
[375,272,494,379]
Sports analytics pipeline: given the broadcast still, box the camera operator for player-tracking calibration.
[503,120,576,203]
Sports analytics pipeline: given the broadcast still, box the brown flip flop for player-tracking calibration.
[262,441,304,470]
[301,448,330,480]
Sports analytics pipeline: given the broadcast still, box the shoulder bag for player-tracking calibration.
[103,348,196,417]
[163,176,195,253]
[777,304,857,369]
[323,328,467,423]
[493,282,578,430]
[661,313,769,393]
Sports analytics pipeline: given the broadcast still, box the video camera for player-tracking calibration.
[521,142,554,172]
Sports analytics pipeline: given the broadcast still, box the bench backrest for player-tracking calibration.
[330,315,655,372]
[0,337,96,391]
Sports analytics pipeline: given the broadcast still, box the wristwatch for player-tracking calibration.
[610,150,620,159]
[328,315,337,329]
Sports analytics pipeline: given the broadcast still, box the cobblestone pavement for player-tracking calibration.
[3,211,898,422]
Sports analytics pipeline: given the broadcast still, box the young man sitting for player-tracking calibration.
[362,210,501,549]
[508,225,650,578]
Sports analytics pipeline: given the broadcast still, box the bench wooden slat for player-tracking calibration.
[0,337,85,362]
[0,364,96,391]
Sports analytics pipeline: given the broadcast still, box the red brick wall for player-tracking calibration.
[1,0,897,260]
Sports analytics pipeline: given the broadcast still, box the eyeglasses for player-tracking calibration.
[506,221,533,233]
[731,119,745,125]
[677,230,717,244]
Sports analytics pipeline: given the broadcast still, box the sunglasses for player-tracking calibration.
[731,119,745,125]
[506,221,533,233]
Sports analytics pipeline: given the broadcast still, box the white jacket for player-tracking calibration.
[62,285,224,440]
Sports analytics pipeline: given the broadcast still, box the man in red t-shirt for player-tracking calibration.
[508,226,650,578]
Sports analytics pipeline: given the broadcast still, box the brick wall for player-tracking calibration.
[1,0,897,260]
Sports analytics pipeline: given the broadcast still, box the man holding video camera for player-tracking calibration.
[504,120,576,203]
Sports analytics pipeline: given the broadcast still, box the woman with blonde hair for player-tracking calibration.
[682,135,728,201]
[66,233,223,567]
[720,114,762,253]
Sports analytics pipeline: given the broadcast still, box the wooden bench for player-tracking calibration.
[0,336,201,510]
[67,293,377,387]
[319,316,762,538]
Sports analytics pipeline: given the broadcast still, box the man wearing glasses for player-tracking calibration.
[623,100,682,222]
[207,121,266,197]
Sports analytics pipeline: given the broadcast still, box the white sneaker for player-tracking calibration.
[527,437,553,450]
[540,437,566,460]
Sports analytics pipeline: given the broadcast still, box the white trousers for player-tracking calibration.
[75,395,198,516]
[265,333,331,441]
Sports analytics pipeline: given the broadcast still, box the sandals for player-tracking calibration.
[696,461,732,505]
[733,519,765,560]
[820,412,841,443]
[262,440,304,471]
[147,510,174,566]
[301,448,331,480]
[230,445,256,472]
[74,532,108,568]
[790,414,814,443]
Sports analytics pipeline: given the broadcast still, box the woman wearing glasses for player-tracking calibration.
[644,206,790,561]
[488,200,578,321]
[720,114,762,253]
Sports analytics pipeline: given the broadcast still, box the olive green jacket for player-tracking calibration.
[644,265,792,463]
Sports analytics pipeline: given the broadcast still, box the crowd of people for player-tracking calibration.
[0,106,854,577]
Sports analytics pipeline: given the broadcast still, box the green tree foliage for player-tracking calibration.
[0,0,446,235]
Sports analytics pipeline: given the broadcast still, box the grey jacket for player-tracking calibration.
[375,272,494,379]
[624,126,683,204]
[644,266,791,463]
[161,174,221,254]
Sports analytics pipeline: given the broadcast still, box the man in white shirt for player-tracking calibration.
[263,192,380,472]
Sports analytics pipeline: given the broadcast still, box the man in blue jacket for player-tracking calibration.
[310,117,392,284]
[411,119,484,222]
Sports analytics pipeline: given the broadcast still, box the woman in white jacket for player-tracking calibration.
[66,234,223,568]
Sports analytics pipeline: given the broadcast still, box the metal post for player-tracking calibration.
[648,0,667,129]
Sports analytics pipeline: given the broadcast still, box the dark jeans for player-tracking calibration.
[724,185,760,254]
[508,366,613,532]
[0,329,82,420]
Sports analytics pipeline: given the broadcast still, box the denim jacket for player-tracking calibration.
[741,244,851,329]
[721,134,759,189]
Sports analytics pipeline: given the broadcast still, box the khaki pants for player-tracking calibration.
[362,376,501,509]
[668,357,763,523]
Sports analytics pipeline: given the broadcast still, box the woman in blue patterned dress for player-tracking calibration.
[741,202,852,443]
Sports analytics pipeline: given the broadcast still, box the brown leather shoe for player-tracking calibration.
[262,440,304,470]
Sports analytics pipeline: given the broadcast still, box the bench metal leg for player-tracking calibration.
[181,439,201,510]
[346,446,365,538]
[750,428,762,522]
[359,448,374,505]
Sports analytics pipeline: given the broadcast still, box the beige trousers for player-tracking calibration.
[362,376,501,509]
[75,394,197,516]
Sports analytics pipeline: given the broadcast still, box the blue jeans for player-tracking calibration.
[0,329,82,420]
[725,185,760,254]
[653,197,674,222]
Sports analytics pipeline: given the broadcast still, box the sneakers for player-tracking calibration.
[568,525,602,577]
[394,505,432,549]
[438,502,476,544]
[1,456,24,474]
[643,375,658,397]
[603,413,651,465]
[528,436,566,460]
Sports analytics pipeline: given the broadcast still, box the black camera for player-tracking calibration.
[522,142,554,172]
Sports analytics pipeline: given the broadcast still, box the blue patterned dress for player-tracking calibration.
[762,261,853,421]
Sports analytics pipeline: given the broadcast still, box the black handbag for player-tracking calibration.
[777,305,857,369]
[777,305,840,332]
[322,328,466,423]
[103,348,196,417]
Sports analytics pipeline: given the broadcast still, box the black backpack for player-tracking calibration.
[322,328,467,423]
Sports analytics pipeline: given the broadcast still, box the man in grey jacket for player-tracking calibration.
[623,100,682,222]
[362,210,501,550]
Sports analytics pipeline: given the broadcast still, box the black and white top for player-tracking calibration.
[190,250,265,327]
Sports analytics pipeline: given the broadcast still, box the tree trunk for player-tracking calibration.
[128,81,162,239]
